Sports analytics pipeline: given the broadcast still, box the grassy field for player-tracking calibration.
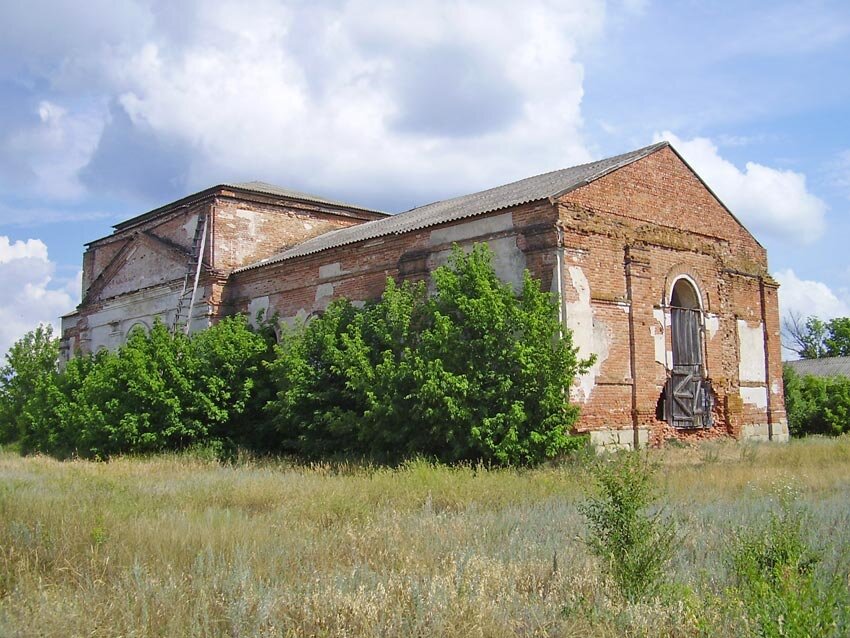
[1,437,849,637]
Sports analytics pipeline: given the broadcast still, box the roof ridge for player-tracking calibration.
[234,141,670,273]
[403,141,669,215]
[223,181,388,215]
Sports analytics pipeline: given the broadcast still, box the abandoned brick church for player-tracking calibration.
[59,142,788,447]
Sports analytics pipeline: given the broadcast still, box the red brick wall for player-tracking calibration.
[557,147,784,443]
[565,146,767,267]
[227,201,558,321]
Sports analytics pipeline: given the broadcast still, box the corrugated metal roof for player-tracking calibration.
[224,181,388,215]
[235,142,668,272]
[785,356,850,378]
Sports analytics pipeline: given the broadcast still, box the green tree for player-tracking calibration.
[266,300,367,456]
[783,313,850,359]
[409,245,590,464]
[188,315,272,447]
[824,317,850,357]
[267,243,591,465]
[19,349,95,457]
[0,324,59,444]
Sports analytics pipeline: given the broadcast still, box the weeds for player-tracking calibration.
[579,451,676,603]
[1,439,850,637]
[729,489,849,637]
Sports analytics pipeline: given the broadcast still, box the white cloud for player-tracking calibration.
[774,268,850,322]
[0,236,48,263]
[1,99,105,200]
[83,0,605,206]
[654,132,828,244]
[0,0,616,211]
[0,236,79,356]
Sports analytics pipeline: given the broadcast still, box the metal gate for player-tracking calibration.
[664,307,713,428]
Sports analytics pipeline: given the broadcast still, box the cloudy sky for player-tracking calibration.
[1,0,849,355]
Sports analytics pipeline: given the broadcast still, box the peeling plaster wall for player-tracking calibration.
[99,243,188,299]
[564,265,611,402]
[651,308,669,368]
[428,212,514,245]
[737,319,767,383]
[82,205,203,296]
[81,284,211,352]
[319,262,348,279]
[314,282,336,309]
[426,214,526,291]
[737,318,769,412]
[227,202,555,338]
[65,188,386,358]
[247,295,270,327]
[704,313,719,341]
[213,197,376,271]
[739,386,768,409]
[181,212,199,239]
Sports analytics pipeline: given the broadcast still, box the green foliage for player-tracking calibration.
[785,315,850,359]
[17,316,270,459]
[8,244,587,466]
[267,244,590,465]
[797,316,829,359]
[824,317,850,357]
[0,324,59,444]
[783,366,850,436]
[730,491,849,637]
[267,299,368,456]
[579,452,676,603]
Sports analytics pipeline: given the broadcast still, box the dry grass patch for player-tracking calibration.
[1,437,849,637]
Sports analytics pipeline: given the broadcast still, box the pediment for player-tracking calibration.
[559,145,765,256]
[85,232,193,303]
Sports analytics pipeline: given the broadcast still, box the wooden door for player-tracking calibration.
[666,306,713,428]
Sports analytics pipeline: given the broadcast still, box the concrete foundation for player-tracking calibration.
[589,427,651,452]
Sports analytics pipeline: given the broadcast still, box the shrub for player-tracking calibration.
[267,299,367,457]
[8,244,588,466]
[783,366,850,436]
[16,316,271,459]
[729,492,849,637]
[266,244,591,465]
[579,452,676,602]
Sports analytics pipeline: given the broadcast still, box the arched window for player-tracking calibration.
[126,322,149,337]
[670,278,702,369]
[671,277,701,310]
[665,277,712,428]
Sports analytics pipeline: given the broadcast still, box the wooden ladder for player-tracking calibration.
[173,211,209,334]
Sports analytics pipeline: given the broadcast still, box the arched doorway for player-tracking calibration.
[665,278,713,428]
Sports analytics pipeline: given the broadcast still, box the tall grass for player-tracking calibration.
[1,436,849,637]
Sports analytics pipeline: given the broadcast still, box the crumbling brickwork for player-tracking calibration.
[554,146,786,445]
[60,144,788,446]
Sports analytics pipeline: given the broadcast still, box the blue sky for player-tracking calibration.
[1,0,849,355]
